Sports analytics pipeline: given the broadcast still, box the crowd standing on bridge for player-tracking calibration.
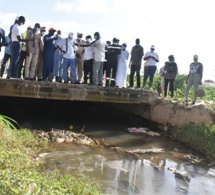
[0,16,204,105]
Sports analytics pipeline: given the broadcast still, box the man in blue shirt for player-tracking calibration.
[0,36,11,78]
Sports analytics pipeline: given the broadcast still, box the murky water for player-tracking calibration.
[1,98,215,195]
[40,129,215,195]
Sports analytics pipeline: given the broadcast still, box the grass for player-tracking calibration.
[170,123,215,162]
[0,116,102,195]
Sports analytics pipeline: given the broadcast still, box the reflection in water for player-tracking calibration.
[40,137,215,195]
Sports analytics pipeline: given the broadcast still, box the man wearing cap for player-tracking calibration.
[42,27,57,81]
[116,43,129,88]
[36,27,46,81]
[25,23,43,80]
[105,37,121,87]
[128,38,144,89]
[57,32,79,84]
[143,45,159,89]
[75,32,85,83]
[185,55,203,105]
[10,16,28,79]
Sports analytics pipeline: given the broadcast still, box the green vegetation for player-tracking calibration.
[0,116,102,195]
[171,123,215,162]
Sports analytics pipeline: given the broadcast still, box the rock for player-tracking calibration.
[128,148,164,154]
[168,166,191,182]
[207,168,215,177]
[127,127,160,136]
[56,137,65,143]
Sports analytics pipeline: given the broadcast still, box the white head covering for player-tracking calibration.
[150,45,155,50]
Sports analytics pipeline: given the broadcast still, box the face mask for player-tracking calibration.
[122,46,126,50]
[41,32,45,36]
[94,36,98,40]
[20,22,24,26]
[77,37,81,41]
[58,34,61,38]
[36,28,40,32]
[86,39,91,42]
[69,36,73,40]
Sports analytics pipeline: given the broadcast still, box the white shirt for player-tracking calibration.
[57,38,77,59]
[91,38,105,62]
[84,44,94,60]
[144,51,159,66]
[11,24,20,42]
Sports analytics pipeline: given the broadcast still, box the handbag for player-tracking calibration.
[195,87,205,97]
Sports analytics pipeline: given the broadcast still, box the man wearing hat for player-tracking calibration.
[36,27,46,81]
[143,45,159,89]
[185,55,203,105]
[42,27,57,81]
[75,32,85,83]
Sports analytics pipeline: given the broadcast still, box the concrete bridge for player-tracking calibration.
[0,79,213,127]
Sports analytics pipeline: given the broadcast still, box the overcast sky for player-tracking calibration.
[0,0,214,80]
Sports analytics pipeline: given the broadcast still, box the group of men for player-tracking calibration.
[0,15,161,89]
[0,16,203,104]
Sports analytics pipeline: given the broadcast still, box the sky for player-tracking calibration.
[0,0,214,81]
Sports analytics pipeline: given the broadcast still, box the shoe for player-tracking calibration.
[98,83,103,86]
[185,100,188,106]
[30,78,36,81]
[64,81,68,84]
[127,86,134,89]
[37,79,42,81]
[149,87,153,91]
[74,81,80,84]
[192,101,195,105]
[25,77,30,80]
[135,87,141,90]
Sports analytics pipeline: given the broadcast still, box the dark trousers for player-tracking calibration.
[130,65,140,87]
[0,53,11,77]
[11,42,20,78]
[165,78,175,98]
[106,59,118,87]
[84,59,93,84]
[143,66,157,88]
[17,50,26,78]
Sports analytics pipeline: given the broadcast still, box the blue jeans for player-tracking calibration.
[11,42,20,78]
[63,57,77,83]
[143,66,157,88]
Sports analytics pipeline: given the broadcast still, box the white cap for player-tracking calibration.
[68,32,73,37]
[150,45,155,50]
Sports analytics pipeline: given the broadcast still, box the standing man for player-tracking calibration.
[25,23,42,80]
[128,38,144,89]
[106,38,121,87]
[143,45,159,89]
[42,27,57,81]
[116,43,129,88]
[36,26,46,81]
[0,35,11,78]
[0,26,5,52]
[164,55,178,98]
[83,35,94,84]
[185,55,203,105]
[17,26,32,79]
[75,32,85,83]
[53,30,63,82]
[10,16,28,79]
[57,32,79,84]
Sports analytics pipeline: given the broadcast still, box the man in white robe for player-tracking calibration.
[116,43,129,88]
